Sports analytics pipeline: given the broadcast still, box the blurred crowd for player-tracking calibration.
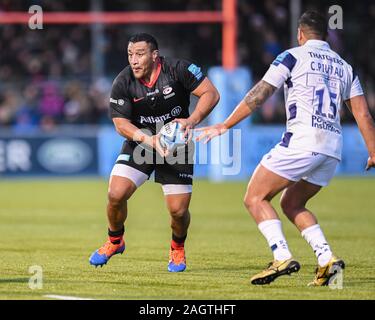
[0,0,374,130]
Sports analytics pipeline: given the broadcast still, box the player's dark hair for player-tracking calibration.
[128,33,158,51]
[298,10,328,39]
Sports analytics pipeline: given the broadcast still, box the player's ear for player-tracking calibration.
[152,50,159,62]
[297,27,303,45]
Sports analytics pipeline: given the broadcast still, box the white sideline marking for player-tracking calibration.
[44,294,94,300]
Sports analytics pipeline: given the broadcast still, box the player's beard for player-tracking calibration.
[132,60,153,81]
[132,67,144,79]
[138,59,159,82]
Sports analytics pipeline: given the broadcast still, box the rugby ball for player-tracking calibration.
[159,122,187,151]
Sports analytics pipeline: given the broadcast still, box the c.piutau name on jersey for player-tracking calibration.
[308,51,344,77]
[310,61,344,77]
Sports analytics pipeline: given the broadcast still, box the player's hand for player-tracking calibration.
[195,123,228,144]
[173,118,196,143]
[365,155,375,171]
[152,134,170,158]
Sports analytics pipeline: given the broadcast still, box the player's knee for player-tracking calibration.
[280,195,300,215]
[107,189,130,207]
[169,206,188,219]
[280,195,291,213]
[243,194,261,213]
[107,178,136,207]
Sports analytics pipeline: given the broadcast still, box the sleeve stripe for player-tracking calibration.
[280,53,297,72]
[272,52,297,72]
[288,103,297,120]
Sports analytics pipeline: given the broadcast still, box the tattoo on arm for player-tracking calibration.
[244,80,276,111]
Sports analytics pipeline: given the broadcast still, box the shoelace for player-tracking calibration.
[170,249,185,265]
[315,265,329,279]
[98,241,117,255]
[265,261,278,271]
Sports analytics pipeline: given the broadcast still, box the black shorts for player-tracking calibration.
[115,140,194,185]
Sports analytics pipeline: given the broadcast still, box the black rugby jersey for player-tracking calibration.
[109,57,205,134]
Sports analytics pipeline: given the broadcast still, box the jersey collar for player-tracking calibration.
[139,60,162,88]
[304,39,330,49]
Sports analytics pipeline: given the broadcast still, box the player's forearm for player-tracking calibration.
[223,80,277,129]
[223,100,252,129]
[355,112,375,157]
[188,90,220,125]
[351,96,375,156]
[114,119,154,147]
[243,80,277,112]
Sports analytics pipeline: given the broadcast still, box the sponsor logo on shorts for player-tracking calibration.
[179,173,193,179]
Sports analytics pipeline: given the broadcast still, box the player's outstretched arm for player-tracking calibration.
[346,95,375,170]
[112,117,168,157]
[196,80,276,144]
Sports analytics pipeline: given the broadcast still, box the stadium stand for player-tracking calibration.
[0,0,374,129]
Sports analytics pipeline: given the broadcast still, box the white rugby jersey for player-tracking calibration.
[262,39,363,160]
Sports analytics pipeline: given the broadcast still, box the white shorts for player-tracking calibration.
[110,164,192,195]
[260,145,339,187]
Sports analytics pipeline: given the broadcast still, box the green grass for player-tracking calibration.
[0,178,374,300]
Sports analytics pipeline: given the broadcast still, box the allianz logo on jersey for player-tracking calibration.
[139,106,182,124]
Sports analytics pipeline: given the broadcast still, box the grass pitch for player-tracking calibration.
[0,177,374,300]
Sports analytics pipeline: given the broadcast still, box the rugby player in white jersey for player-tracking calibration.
[197,10,375,285]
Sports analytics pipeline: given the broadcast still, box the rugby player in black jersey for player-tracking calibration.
[89,33,220,272]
